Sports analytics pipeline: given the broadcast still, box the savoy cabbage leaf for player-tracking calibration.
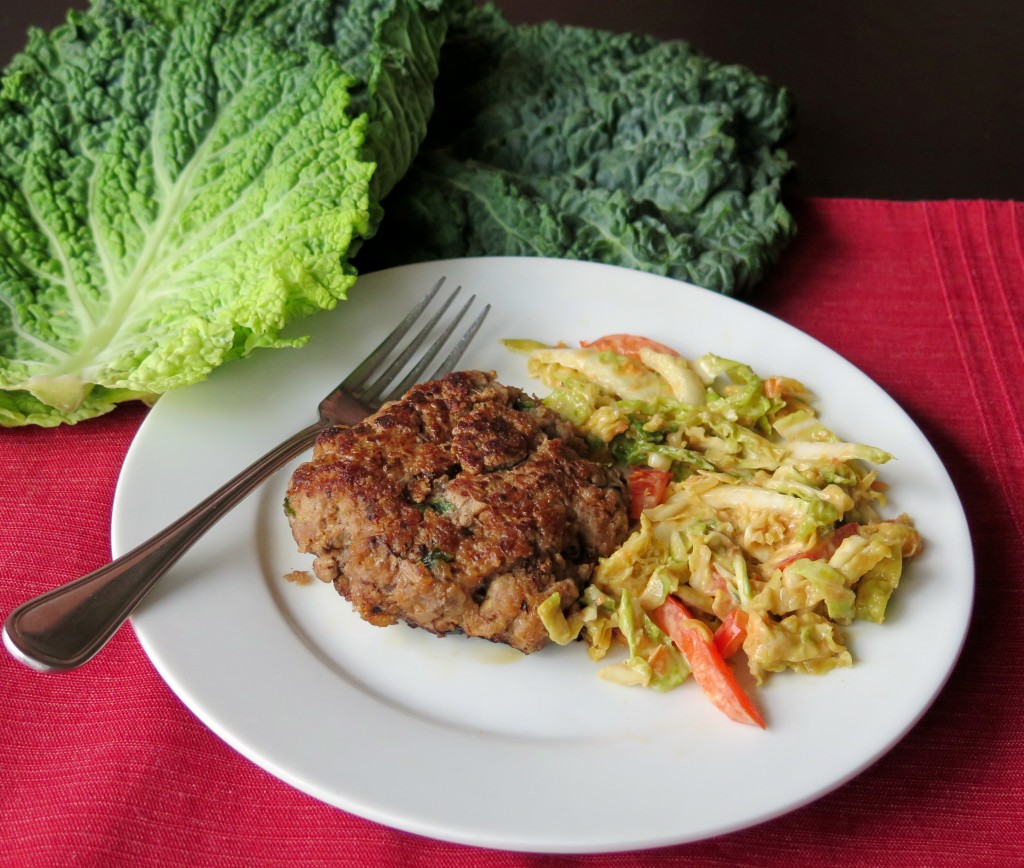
[0,0,456,426]
[362,4,796,295]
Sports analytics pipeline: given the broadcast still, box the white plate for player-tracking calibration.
[113,258,972,854]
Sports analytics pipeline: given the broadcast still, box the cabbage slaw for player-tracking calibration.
[506,334,922,727]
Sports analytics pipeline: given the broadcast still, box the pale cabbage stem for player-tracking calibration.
[44,74,227,383]
[136,66,332,291]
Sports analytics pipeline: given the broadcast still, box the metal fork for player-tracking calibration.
[3,277,489,672]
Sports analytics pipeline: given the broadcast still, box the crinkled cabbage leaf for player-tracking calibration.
[0,0,458,426]
[362,3,796,295]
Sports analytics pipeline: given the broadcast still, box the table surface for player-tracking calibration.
[2,0,1022,201]
[3,196,1020,866]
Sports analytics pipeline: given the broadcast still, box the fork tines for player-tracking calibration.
[346,277,490,406]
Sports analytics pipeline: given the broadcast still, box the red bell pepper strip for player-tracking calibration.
[651,597,766,729]
[581,333,681,361]
[627,467,672,520]
[713,608,748,659]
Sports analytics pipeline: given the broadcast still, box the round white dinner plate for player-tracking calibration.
[113,257,973,853]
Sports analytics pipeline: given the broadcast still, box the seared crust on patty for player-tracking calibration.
[286,370,629,653]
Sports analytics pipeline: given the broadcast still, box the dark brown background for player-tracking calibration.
[3,1,1021,200]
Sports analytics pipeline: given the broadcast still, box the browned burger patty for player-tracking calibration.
[286,370,629,653]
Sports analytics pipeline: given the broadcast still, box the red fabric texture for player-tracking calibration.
[1,198,1021,866]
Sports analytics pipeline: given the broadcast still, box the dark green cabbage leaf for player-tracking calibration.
[363,4,796,295]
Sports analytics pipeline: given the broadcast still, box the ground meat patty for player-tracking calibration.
[286,370,629,653]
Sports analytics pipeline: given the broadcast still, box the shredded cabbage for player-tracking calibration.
[510,338,923,687]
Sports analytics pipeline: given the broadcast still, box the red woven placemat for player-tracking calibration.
[2,198,1021,866]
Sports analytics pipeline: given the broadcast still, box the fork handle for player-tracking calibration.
[3,421,324,672]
